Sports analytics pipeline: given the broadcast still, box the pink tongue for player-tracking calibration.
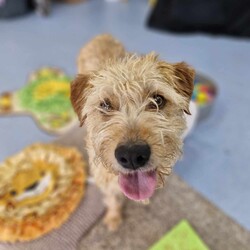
[118,170,157,201]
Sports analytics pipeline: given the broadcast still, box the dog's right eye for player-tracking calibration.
[147,95,166,110]
[100,99,112,112]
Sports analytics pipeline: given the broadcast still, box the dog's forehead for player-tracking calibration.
[87,54,186,107]
[97,59,159,86]
[91,56,166,97]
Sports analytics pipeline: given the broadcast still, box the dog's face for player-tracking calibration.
[71,53,194,201]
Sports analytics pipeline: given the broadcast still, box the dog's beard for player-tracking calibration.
[90,131,183,201]
[88,110,185,201]
[155,135,183,188]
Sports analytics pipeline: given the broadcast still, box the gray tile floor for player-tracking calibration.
[0,0,250,230]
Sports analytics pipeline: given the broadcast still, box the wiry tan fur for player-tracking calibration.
[71,34,195,230]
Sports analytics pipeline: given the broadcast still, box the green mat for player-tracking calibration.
[149,220,209,250]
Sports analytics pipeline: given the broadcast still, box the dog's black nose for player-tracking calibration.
[115,143,151,170]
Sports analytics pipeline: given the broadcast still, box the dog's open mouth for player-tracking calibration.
[118,170,156,201]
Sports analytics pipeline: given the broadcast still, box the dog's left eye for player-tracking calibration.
[100,99,112,112]
[148,95,166,110]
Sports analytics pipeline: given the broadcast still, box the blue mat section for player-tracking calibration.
[0,0,250,230]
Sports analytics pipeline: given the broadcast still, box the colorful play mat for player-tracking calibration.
[0,67,77,135]
[0,143,86,242]
[0,68,217,135]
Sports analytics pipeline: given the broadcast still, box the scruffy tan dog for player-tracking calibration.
[71,34,194,230]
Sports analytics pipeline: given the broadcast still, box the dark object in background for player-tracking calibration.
[147,0,250,38]
[0,0,85,18]
[0,0,50,17]
[0,0,34,18]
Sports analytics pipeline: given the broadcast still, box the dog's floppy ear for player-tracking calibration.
[158,60,195,115]
[172,62,195,115]
[70,74,91,126]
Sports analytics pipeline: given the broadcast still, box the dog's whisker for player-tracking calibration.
[160,131,165,146]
